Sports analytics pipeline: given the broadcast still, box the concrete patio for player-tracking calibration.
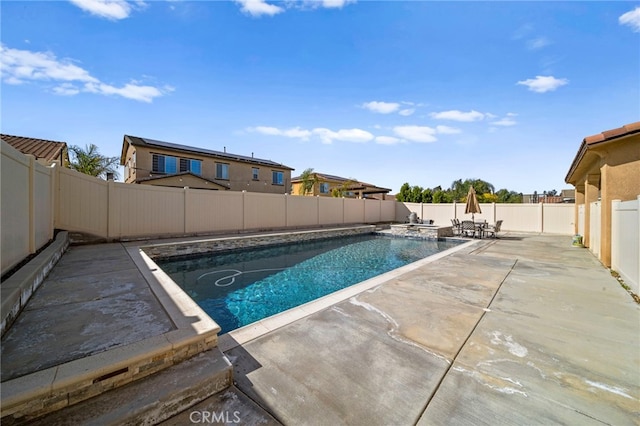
[1,232,638,425]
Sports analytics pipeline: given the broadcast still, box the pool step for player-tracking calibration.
[12,348,233,426]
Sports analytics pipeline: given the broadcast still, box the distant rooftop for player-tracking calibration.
[122,135,294,170]
[1,134,68,165]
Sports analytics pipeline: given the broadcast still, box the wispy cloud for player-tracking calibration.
[398,108,415,116]
[375,136,402,145]
[517,75,568,93]
[319,0,355,9]
[527,37,552,50]
[248,125,373,144]
[393,125,437,143]
[362,101,400,114]
[491,118,517,127]
[619,6,640,32]
[235,0,284,17]
[430,110,485,122]
[435,125,462,134]
[68,0,145,20]
[0,44,171,102]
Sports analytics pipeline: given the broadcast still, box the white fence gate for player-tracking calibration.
[589,201,601,258]
[611,197,640,294]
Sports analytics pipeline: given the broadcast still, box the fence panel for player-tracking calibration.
[611,198,639,294]
[287,195,319,228]
[244,192,286,230]
[542,204,574,234]
[495,204,540,232]
[422,204,455,226]
[1,143,31,274]
[34,163,54,248]
[113,183,185,238]
[186,189,243,233]
[344,198,365,223]
[578,204,585,236]
[589,201,601,257]
[364,200,381,223]
[56,167,108,237]
[319,197,344,225]
[380,200,396,222]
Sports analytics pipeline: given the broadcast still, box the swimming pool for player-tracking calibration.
[158,234,461,334]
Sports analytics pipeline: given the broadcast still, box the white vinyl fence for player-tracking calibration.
[611,197,640,294]
[589,201,601,258]
[396,202,574,234]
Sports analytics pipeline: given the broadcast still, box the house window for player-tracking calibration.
[320,183,330,194]
[180,158,202,175]
[252,168,259,180]
[152,154,177,174]
[272,171,284,185]
[216,163,229,180]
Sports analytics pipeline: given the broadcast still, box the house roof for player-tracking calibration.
[121,135,294,170]
[291,172,391,194]
[1,134,68,164]
[565,121,640,184]
[137,171,230,189]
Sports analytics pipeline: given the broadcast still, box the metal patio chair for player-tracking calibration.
[483,220,503,239]
[460,220,477,238]
[451,218,461,236]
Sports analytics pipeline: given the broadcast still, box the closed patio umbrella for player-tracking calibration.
[465,186,481,222]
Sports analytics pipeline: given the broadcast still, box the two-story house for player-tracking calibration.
[120,135,294,193]
[291,172,391,200]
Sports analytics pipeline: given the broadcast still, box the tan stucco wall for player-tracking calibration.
[127,145,291,194]
[569,133,640,267]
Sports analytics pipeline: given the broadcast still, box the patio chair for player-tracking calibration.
[483,220,503,239]
[450,218,461,236]
[460,220,477,238]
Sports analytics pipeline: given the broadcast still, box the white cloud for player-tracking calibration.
[491,118,517,127]
[68,0,144,20]
[362,101,400,114]
[321,0,354,9]
[250,126,311,140]
[312,128,374,144]
[53,83,81,96]
[398,108,415,116]
[517,75,568,93]
[235,0,284,17]
[430,110,485,122]
[375,136,402,145]
[619,6,640,32]
[393,126,437,143]
[435,125,462,134]
[0,44,170,102]
[527,37,552,50]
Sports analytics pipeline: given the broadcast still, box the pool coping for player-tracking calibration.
[217,238,479,352]
[1,244,222,421]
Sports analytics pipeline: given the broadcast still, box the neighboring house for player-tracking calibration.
[291,172,391,200]
[1,134,69,167]
[120,135,294,193]
[522,189,575,203]
[565,121,640,267]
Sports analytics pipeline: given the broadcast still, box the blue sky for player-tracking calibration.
[2,1,639,194]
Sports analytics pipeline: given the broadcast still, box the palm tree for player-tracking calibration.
[298,168,318,195]
[68,144,120,180]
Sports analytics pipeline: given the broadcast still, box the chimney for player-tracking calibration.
[224,146,226,153]
[252,152,254,158]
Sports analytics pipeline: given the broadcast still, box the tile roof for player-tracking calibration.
[565,121,640,184]
[123,135,294,170]
[1,134,68,164]
[291,172,391,193]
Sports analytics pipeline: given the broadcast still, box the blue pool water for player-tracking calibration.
[158,234,460,334]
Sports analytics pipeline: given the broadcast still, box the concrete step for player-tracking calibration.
[10,348,232,426]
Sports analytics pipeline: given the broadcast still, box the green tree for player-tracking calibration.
[432,189,453,203]
[298,168,317,195]
[496,189,523,203]
[396,183,411,202]
[68,144,119,180]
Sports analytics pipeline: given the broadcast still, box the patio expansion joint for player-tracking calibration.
[413,257,519,423]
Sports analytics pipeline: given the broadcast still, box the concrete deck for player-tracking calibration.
[1,232,638,425]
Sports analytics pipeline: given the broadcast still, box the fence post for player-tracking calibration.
[183,186,189,235]
[49,163,56,241]
[107,180,116,240]
[242,190,247,231]
[453,201,457,219]
[26,155,36,253]
[538,202,544,233]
